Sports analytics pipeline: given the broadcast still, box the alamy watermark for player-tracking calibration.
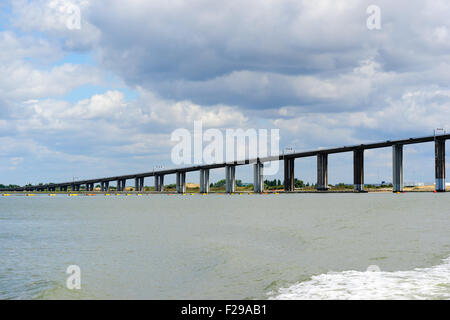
[171,121,280,175]
[66,265,81,290]
[366,5,381,30]
[46,0,81,30]
[64,2,81,30]
[366,265,381,272]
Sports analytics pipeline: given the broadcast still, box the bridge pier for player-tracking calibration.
[200,169,210,193]
[317,153,328,191]
[101,181,110,192]
[225,165,236,193]
[353,149,364,192]
[253,162,264,193]
[284,158,295,192]
[176,172,186,193]
[116,179,126,192]
[155,175,164,192]
[135,177,144,192]
[393,144,403,192]
[435,139,446,192]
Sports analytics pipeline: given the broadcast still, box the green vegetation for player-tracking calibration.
[263,178,306,190]
[0,184,20,189]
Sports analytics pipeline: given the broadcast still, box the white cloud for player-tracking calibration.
[0,62,102,101]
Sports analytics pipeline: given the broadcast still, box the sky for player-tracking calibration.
[1,0,450,186]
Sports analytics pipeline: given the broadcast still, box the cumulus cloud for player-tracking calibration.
[72,0,450,111]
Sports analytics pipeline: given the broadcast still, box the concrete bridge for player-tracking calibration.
[2,134,448,193]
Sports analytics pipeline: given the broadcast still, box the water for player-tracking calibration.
[0,193,449,299]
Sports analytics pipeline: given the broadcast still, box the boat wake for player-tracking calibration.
[269,257,450,300]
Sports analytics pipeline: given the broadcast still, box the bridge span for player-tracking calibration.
[2,134,449,193]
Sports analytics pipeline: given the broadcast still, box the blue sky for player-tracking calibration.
[1,0,450,186]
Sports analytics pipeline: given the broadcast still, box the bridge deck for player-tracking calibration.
[3,134,449,191]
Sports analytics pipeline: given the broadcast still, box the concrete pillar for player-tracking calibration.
[117,180,121,192]
[105,181,110,192]
[176,172,186,193]
[159,175,164,192]
[121,180,126,192]
[393,144,403,192]
[155,175,164,192]
[317,153,328,191]
[284,158,295,192]
[181,173,186,193]
[205,169,210,193]
[135,178,140,192]
[139,178,144,192]
[435,139,446,192]
[225,165,236,193]
[154,175,159,192]
[353,149,364,192]
[253,162,264,193]
[200,169,210,193]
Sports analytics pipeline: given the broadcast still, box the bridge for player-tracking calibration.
[2,134,448,193]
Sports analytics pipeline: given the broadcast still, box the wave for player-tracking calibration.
[269,257,450,300]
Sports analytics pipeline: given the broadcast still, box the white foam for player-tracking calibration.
[270,257,450,300]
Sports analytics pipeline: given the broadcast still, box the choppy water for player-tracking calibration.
[1,193,449,299]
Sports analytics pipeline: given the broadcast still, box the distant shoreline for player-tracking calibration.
[1,185,446,196]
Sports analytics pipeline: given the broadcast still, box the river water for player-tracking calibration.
[1,193,449,299]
